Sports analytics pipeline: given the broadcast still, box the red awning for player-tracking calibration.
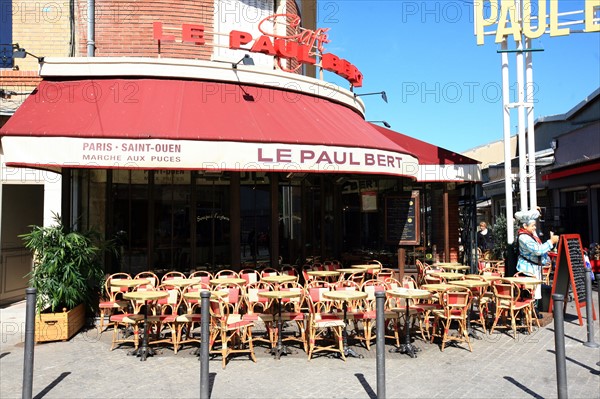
[369,123,480,165]
[2,79,404,150]
[368,123,481,182]
[1,78,423,177]
[542,160,600,181]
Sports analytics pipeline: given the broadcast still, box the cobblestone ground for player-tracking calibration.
[1,294,599,399]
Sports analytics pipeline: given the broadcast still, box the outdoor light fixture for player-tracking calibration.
[368,120,391,128]
[232,54,254,69]
[10,43,45,63]
[354,91,388,103]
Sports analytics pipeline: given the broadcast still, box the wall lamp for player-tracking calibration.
[354,91,388,103]
[9,43,45,63]
[368,120,391,128]
[232,54,254,69]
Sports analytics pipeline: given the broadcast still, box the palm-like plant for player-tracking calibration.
[20,213,106,314]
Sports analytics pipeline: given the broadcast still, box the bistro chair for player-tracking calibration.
[301,264,314,285]
[98,272,131,332]
[305,285,346,361]
[242,281,275,349]
[376,268,394,282]
[415,260,428,287]
[214,269,240,279]
[189,270,214,285]
[278,281,308,352]
[358,279,395,350]
[280,264,299,280]
[430,286,473,352]
[464,274,495,334]
[489,280,533,337]
[147,283,181,353]
[109,284,147,351]
[161,271,187,283]
[400,275,436,341]
[260,267,280,278]
[240,269,261,285]
[209,294,256,369]
[175,283,211,352]
[134,271,159,288]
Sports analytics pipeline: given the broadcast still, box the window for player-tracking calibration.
[0,0,13,69]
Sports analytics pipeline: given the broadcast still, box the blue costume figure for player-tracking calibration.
[515,209,559,302]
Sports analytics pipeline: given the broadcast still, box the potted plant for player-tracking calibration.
[20,213,108,342]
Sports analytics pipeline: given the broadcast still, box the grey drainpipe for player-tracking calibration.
[87,0,95,56]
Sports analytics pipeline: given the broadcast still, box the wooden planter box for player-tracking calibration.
[35,303,85,343]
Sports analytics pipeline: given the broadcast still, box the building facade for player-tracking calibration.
[1,1,481,304]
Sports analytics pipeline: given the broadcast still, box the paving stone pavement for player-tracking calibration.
[1,293,599,399]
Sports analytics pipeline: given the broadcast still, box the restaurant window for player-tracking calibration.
[240,172,271,265]
[279,178,302,265]
[195,172,231,269]
[111,170,150,275]
[154,171,192,272]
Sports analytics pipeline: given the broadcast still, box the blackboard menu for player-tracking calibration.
[567,238,587,303]
[549,234,589,326]
[384,191,419,245]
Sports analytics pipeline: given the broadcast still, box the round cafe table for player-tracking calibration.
[437,264,470,273]
[209,277,246,286]
[429,272,465,281]
[306,270,340,280]
[257,290,302,359]
[111,278,150,288]
[452,279,490,339]
[123,290,169,361]
[322,290,368,358]
[386,288,431,358]
[162,277,201,287]
[466,274,503,282]
[337,268,360,274]
[351,264,381,271]
[261,275,296,287]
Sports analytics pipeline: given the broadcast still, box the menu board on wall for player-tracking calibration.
[549,234,596,326]
[384,191,420,245]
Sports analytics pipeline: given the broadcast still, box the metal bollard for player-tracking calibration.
[375,291,386,399]
[22,288,36,399]
[583,269,599,348]
[597,274,600,367]
[552,294,568,399]
[200,291,211,399]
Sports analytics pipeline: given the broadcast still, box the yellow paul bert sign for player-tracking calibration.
[475,0,600,45]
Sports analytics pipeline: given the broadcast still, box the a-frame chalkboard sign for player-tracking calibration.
[549,234,596,326]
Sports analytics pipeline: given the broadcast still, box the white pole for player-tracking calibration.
[525,37,537,210]
[501,39,515,244]
[515,0,528,212]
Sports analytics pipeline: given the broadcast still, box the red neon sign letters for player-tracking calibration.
[153,14,363,87]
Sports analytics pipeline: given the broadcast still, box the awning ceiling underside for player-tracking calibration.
[0,78,481,181]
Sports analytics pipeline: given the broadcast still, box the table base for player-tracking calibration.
[341,347,363,359]
[390,342,420,358]
[270,344,296,359]
[128,345,157,361]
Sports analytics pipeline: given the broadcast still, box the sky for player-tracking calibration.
[314,0,600,154]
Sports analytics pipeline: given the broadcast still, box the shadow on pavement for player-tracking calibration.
[209,372,216,398]
[354,373,376,399]
[33,372,71,399]
[0,352,9,360]
[546,328,585,344]
[503,376,543,399]
[547,350,600,375]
